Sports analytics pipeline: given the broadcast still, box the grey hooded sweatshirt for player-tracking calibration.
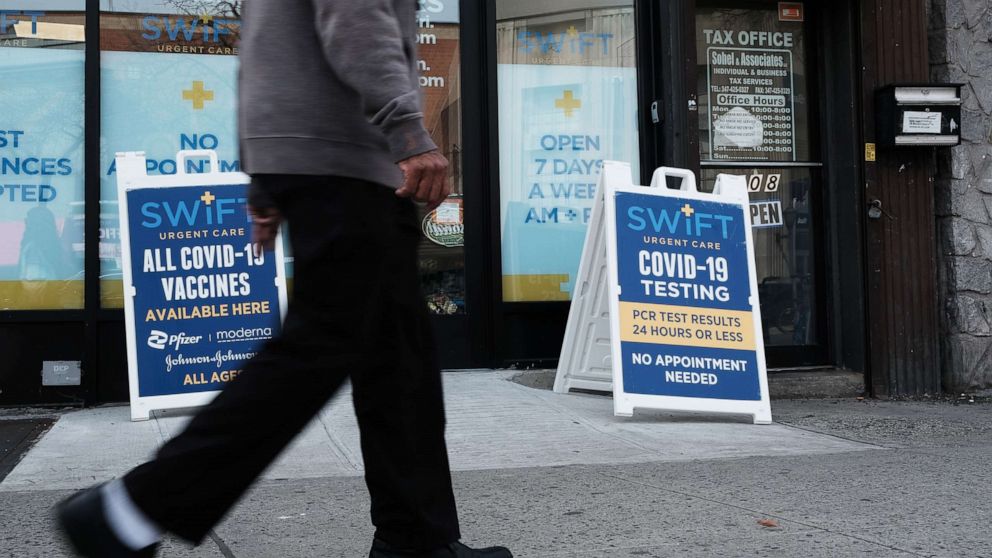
[238,0,436,189]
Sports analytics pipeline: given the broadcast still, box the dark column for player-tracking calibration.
[860,0,941,396]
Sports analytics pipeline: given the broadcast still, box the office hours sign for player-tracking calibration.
[699,6,808,162]
[118,151,286,420]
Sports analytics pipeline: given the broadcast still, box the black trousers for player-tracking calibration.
[123,175,461,549]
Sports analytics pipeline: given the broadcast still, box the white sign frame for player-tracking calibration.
[116,150,288,421]
[554,162,648,393]
[556,161,772,424]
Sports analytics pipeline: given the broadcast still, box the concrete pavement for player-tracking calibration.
[0,371,871,491]
[1,371,989,557]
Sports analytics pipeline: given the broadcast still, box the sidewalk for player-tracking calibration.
[1,371,989,557]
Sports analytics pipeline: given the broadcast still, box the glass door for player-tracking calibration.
[491,0,643,363]
[694,1,828,366]
[0,4,86,310]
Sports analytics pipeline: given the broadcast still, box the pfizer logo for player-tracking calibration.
[147,330,168,350]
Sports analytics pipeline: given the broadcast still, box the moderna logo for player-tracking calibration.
[517,27,614,56]
[626,203,735,240]
[141,16,239,43]
[140,190,245,229]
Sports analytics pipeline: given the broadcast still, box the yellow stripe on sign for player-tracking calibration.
[502,274,571,302]
[618,301,755,351]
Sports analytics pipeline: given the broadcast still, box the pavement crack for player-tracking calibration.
[151,415,172,444]
[775,421,892,449]
[208,529,237,558]
[503,382,661,456]
[900,444,992,459]
[316,411,364,472]
[596,471,935,558]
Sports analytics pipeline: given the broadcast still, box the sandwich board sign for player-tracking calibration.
[555,161,772,424]
[116,150,287,421]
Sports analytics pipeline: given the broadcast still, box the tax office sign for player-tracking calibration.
[604,168,771,423]
[118,151,286,420]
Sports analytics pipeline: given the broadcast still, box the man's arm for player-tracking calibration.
[311,0,433,161]
[310,0,450,208]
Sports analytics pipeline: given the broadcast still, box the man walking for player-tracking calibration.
[56,1,512,557]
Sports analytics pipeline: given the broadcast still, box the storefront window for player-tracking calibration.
[99,0,241,308]
[697,2,821,350]
[98,1,464,313]
[416,0,465,315]
[0,3,86,310]
[496,2,639,302]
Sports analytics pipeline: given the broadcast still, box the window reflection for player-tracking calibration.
[0,4,85,309]
[496,2,639,302]
[99,1,242,308]
[415,1,465,315]
[701,168,817,347]
[98,1,466,314]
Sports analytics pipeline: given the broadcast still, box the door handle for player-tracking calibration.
[868,199,883,219]
[868,199,895,220]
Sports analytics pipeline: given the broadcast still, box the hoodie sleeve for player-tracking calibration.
[310,0,438,162]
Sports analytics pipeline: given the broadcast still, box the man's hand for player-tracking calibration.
[248,205,282,256]
[396,150,451,211]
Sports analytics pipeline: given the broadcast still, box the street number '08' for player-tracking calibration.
[746,174,781,193]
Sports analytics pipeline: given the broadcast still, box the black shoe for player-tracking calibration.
[56,484,159,558]
[370,538,513,558]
